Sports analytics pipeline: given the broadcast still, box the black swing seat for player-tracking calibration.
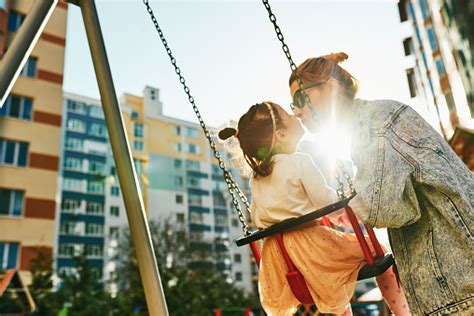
[235,193,395,280]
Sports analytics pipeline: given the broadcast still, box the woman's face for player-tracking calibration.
[273,104,305,152]
[290,79,335,132]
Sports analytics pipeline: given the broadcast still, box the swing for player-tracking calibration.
[142,0,394,307]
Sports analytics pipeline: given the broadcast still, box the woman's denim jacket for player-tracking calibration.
[350,99,474,315]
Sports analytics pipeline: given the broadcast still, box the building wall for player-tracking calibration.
[0,0,67,282]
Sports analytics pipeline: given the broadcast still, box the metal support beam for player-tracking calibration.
[75,1,169,315]
[0,0,58,107]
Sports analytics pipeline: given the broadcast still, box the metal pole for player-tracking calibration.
[73,1,169,315]
[0,0,57,107]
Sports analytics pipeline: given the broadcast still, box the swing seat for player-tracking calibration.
[357,253,394,280]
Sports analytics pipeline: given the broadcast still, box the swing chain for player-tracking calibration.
[335,160,355,200]
[261,0,312,115]
[142,0,252,236]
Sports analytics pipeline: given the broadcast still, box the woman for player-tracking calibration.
[288,52,473,315]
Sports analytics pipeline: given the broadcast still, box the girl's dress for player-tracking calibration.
[250,153,374,315]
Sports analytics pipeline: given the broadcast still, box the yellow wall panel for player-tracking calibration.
[0,166,58,200]
[0,218,55,247]
[32,41,66,74]
[11,78,63,115]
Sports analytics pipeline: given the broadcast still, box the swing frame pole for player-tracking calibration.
[0,0,58,106]
[73,1,169,315]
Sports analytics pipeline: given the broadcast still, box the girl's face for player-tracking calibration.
[273,104,305,153]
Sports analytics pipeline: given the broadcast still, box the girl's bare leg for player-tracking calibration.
[376,266,411,315]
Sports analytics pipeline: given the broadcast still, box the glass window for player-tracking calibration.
[85,245,103,258]
[188,177,200,187]
[174,159,182,168]
[87,181,104,194]
[0,95,32,120]
[67,100,86,114]
[85,223,103,236]
[89,160,105,174]
[60,221,77,235]
[188,194,202,206]
[89,123,107,137]
[235,272,243,281]
[174,176,183,187]
[213,193,226,208]
[0,242,20,269]
[131,111,139,119]
[173,143,181,152]
[185,160,200,171]
[234,254,242,263]
[190,212,203,224]
[61,199,81,213]
[215,214,227,226]
[7,11,25,32]
[64,157,83,171]
[175,194,183,204]
[435,57,446,76]
[65,137,83,151]
[86,201,104,215]
[187,144,200,154]
[174,126,181,135]
[176,213,185,223]
[20,57,37,78]
[63,178,83,192]
[110,186,120,196]
[231,218,239,227]
[110,206,119,217]
[0,139,28,167]
[134,123,144,137]
[67,119,86,133]
[58,243,76,257]
[186,128,199,137]
[427,26,438,51]
[419,0,430,20]
[89,106,104,118]
[133,140,143,151]
[0,189,23,217]
[109,226,119,238]
[406,69,417,98]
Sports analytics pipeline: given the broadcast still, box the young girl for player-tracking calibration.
[219,102,411,316]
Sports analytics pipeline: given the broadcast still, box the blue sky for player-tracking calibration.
[63,0,411,127]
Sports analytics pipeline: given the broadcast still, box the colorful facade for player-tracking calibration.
[0,0,68,283]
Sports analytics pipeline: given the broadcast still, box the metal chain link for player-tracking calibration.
[262,0,356,200]
[142,0,251,235]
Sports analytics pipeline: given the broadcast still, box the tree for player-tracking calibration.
[112,219,260,315]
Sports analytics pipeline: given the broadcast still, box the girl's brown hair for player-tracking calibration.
[218,102,285,178]
[289,52,359,100]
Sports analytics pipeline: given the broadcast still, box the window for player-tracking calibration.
[231,219,239,227]
[88,161,105,174]
[185,160,200,171]
[235,272,243,281]
[213,193,226,208]
[0,138,28,167]
[402,38,413,56]
[215,214,227,226]
[188,177,200,187]
[174,159,182,169]
[110,186,120,196]
[87,181,104,194]
[85,245,103,258]
[64,157,82,171]
[58,243,76,257]
[134,123,144,137]
[175,194,183,204]
[0,189,24,217]
[86,201,104,215]
[173,143,182,152]
[0,242,20,269]
[435,57,446,76]
[67,119,85,133]
[190,212,203,224]
[188,194,202,206]
[186,128,199,137]
[406,69,417,98]
[65,137,83,151]
[133,141,144,151]
[176,213,185,223]
[131,111,139,119]
[85,223,103,236]
[89,123,107,137]
[187,144,200,154]
[67,100,86,114]
[234,254,242,263]
[414,26,422,46]
[426,26,438,51]
[174,176,183,187]
[7,11,24,32]
[110,206,119,217]
[63,178,82,192]
[0,95,32,120]
[61,199,81,213]
[89,106,104,119]
[60,221,77,235]
[174,126,181,135]
[419,0,430,20]
[110,166,116,176]
[444,91,456,112]
[109,226,119,238]
[20,57,37,78]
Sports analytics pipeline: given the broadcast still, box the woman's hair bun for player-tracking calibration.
[322,52,349,63]
[218,127,237,140]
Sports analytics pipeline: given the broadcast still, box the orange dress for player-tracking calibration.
[250,153,371,315]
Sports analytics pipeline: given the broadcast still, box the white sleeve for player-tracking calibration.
[299,154,337,209]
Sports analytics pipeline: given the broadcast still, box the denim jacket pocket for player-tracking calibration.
[426,228,455,301]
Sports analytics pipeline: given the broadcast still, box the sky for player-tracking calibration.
[63,0,412,127]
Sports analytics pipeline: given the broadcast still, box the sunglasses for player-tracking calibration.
[290,81,326,111]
